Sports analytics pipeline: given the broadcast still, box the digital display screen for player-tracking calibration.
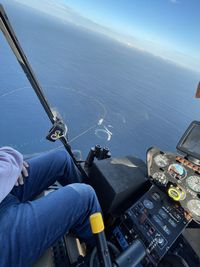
[182,125,200,155]
[177,121,200,160]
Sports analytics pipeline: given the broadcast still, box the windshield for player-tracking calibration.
[0,1,200,160]
[0,29,62,157]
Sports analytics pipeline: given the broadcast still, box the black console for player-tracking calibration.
[111,186,191,266]
[86,122,200,266]
[88,156,149,214]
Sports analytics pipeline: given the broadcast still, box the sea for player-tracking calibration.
[0,3,199,161]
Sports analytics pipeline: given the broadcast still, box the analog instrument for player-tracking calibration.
[168,164,187,180]
[187,199,200,217]
[186,176,200,193]
[143,199,154,209]
[154,154,169,168]
[168,186,186,201]
[152,172,168,185]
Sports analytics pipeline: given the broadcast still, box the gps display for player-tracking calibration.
[177,121,200,160]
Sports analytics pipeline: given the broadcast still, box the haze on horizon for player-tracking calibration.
[2,0,200,74]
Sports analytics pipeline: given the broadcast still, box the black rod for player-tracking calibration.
[0,5,54,123]
[0,5,81,168]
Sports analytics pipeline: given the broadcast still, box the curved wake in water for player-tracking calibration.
[0,85,116,156]
[0,87,27,98]
[43,85,113,144]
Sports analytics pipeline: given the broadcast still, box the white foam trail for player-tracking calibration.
[98,118,104,125]
[0,87,26,98]
[104,125,113,136]
[95,126,113,141]
[42,85,109,143]
[1,85,110,148]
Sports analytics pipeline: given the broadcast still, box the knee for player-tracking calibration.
[55,149,70,162]
[68,184,97,202]
[67,183,101,213]
[70,183,95,196]
[81,184,96,198]
[76,184,101,212]
[51,149,72,168]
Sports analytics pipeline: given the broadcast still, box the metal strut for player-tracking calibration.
[0,4,82,171]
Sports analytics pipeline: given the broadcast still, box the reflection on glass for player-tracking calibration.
[0,32,60,156]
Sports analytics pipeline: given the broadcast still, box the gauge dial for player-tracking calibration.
[187,199,200,217]
[143,199,154,209]
[154,154,169,168]
[187,176,200,193]
[168,164,187,180]
[168,186,186,201]
[152,172,168,185]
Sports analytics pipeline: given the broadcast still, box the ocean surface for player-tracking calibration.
[0,3,199,161]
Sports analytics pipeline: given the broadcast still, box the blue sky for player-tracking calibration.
[64,0,199,51]
[5,0,200,73]
[64,0,200,72]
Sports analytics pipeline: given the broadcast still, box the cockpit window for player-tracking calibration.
[0,1,199,159]
[0,31,60,156]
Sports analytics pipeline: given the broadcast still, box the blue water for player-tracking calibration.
[0,3,199,161]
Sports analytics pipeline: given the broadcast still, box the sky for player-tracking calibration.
[64,0,200,73]
[2,0,200,73]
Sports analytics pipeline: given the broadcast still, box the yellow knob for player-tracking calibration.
[90,212,105,234]
[168,187,181,201]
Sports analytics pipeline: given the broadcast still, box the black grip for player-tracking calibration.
[114,239,146,267]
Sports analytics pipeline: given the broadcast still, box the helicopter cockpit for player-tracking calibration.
[82,120,200,266]
[0,3,200,267]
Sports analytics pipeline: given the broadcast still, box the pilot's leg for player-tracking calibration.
[0,183,100,267]
[11,149,82,201]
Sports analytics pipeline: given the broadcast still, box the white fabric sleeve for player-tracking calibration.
[0,147,23,203]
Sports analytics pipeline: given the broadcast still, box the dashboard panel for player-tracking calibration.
[147,147,200,222]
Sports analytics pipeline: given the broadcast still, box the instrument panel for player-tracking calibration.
[147,147,200,222]
[112,186,190,266]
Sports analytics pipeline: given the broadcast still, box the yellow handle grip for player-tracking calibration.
[90,212,105,234]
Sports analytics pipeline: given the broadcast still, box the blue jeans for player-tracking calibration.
[0,150,101,267]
